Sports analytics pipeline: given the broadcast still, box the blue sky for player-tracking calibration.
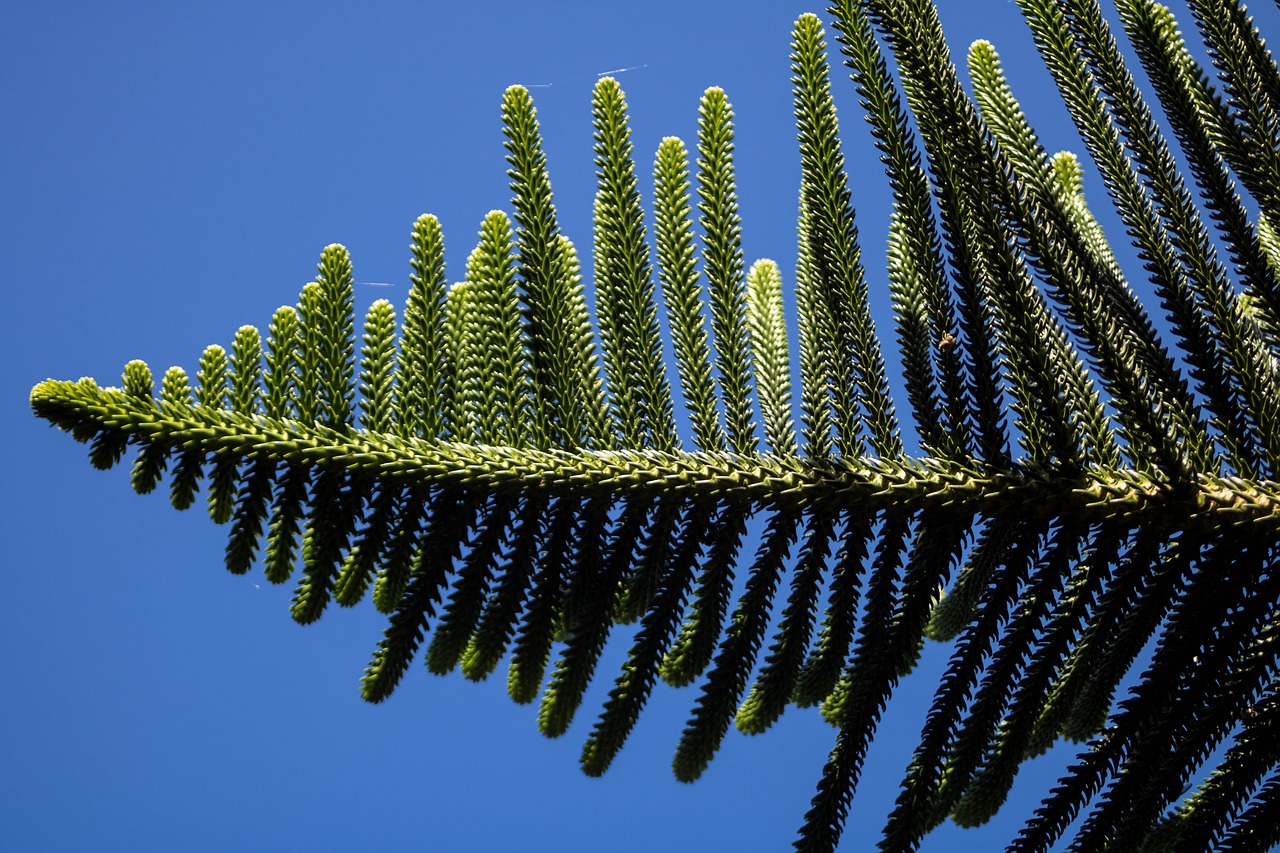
[6,1,1277,851]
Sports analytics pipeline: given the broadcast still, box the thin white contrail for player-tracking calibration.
[597,63,648,77]
[343,65,648,290]
[525,63,648,88]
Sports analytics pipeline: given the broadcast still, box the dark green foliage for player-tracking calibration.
[507,497,580,704]
[158,366,202,511]
[791,512,875,707]
[581,501,711,777]
[672,508,801,782]
[30,2,1280,851]
[459,494,548,681]
[734,508,834,734]
[660,507,751,687]
[538,497,650,738]
[362,491,480,702]
[223,457,277,575]
[124,360,167,494]
[425,495,519,674]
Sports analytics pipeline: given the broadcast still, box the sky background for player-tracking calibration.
[5,1,1278,851]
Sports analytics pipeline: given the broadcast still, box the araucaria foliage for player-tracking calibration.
[31,1,1280,850]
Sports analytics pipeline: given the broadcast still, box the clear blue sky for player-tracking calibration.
[5,2,1276,851]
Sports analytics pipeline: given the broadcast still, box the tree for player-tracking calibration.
[28,0,1280,849]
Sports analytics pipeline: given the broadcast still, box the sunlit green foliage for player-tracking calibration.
[31,2,1280,851]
